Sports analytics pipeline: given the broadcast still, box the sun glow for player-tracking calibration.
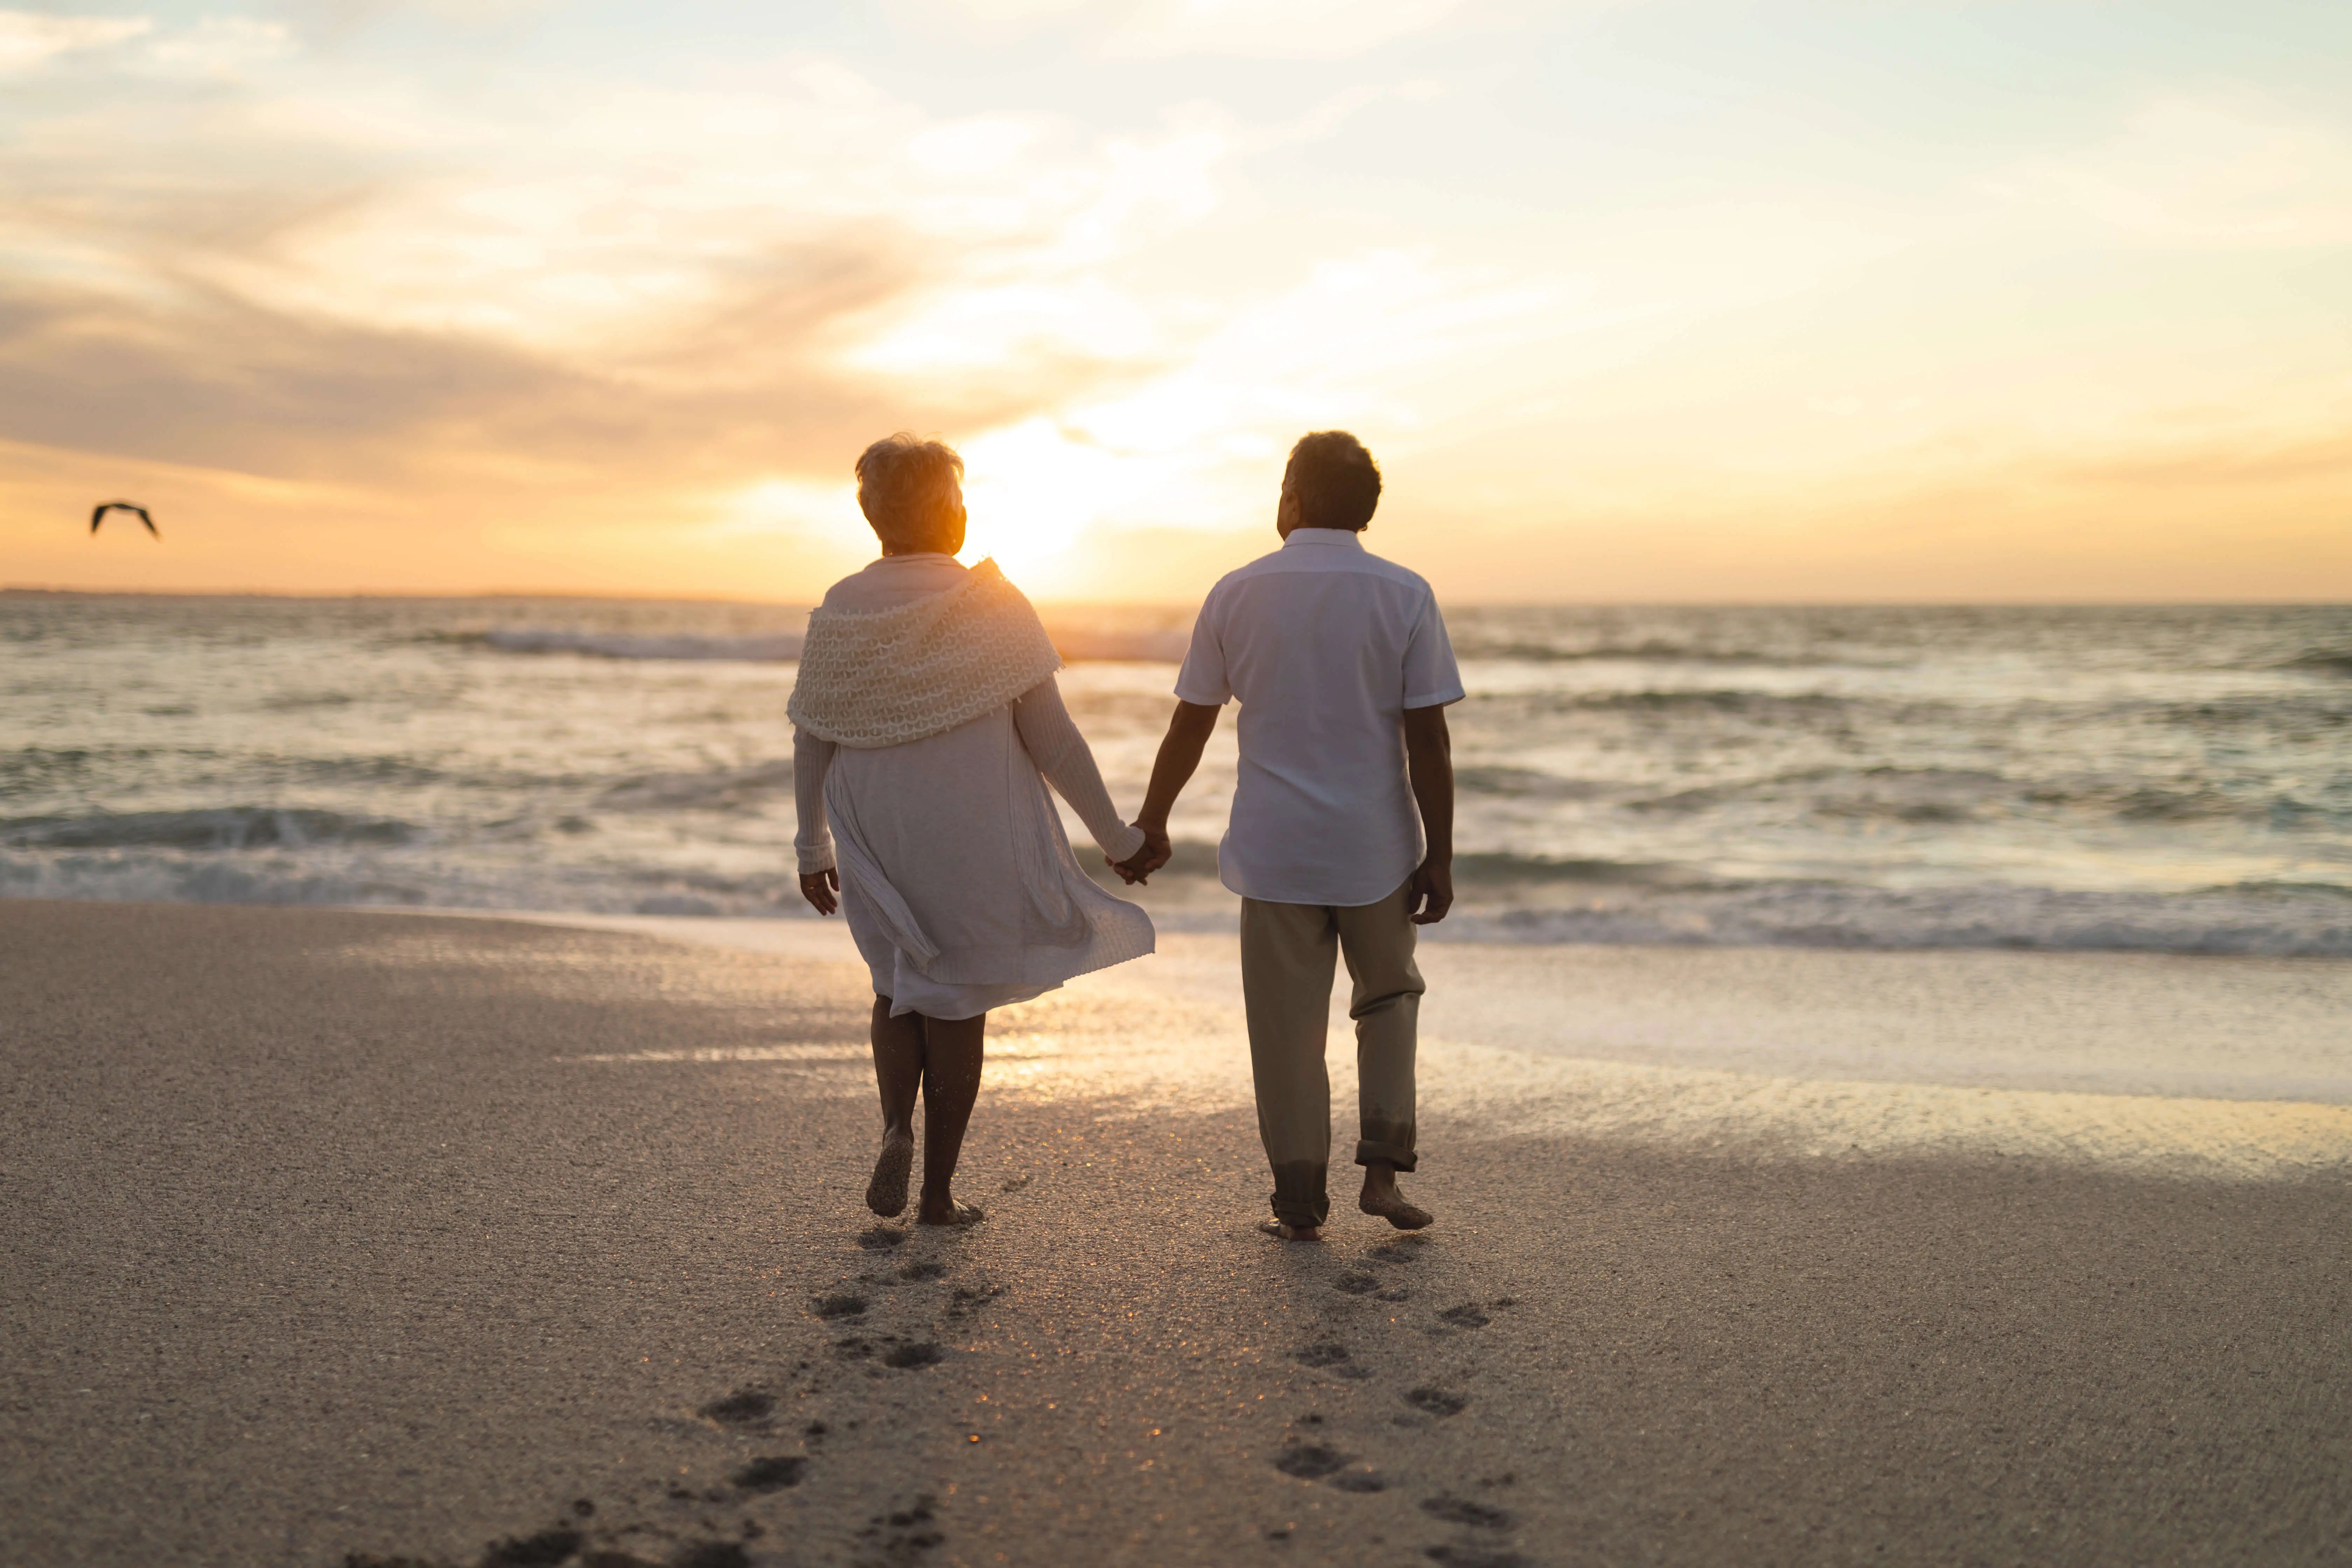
[954,418,1125,590]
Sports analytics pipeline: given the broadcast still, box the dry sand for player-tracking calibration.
[3,898,2348,1568]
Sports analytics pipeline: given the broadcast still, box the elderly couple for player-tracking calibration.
[788,430,1461,1241]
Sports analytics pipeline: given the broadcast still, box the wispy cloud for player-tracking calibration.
[1994,100,2352,250]
[925,0,1473,58]
[0,10,150,73]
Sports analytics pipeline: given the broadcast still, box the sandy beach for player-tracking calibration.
[5,898,2349,1568]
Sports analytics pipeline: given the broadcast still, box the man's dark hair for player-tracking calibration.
[1283,430,1381,532]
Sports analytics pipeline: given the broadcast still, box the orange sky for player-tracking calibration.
[4,2,2348,603]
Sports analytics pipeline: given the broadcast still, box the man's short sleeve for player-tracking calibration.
[1402,593,1465,709]
[1172,590,1232,705]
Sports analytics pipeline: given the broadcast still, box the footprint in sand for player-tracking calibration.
[1437,1303,1491,1329]
[897,1260,947,1282]
[882,1340,945,1369]
[1423,1548,1530,1568]
[813,1293,869,1320]
[668,1545,753,1568]
[1404,1387,1467,1418]
[730,1456,808,1493]
[1294,1341,1352,1368]
[1422,1495,1515,1530]
[945,1283,1003,1322]
[1334,1272,1380,1295]
[1332,1470,1388,1493]
[856,1495,946,1555]
[1273,1443,1350,1479]
[480,1527,583,1566]
[696,1390,775,1426]
[857,1226,905,1250]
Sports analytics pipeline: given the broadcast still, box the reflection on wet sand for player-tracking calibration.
[519,915,2352,1185]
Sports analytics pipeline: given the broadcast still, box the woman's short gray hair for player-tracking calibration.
[854,433,964,546]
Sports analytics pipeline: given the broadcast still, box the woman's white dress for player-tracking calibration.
[793,554,1153,1020]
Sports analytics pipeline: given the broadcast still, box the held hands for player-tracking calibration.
[799,867,839,916]
[1107,822,1173,885]
[1407,855,1454,925]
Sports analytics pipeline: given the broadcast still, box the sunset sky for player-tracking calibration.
[2,0,2348,602]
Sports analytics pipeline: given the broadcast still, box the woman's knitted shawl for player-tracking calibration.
[787,558,1064,749]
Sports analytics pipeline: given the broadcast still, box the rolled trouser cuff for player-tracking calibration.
[1268,1160,1330,1228]
[1353,1138,1417,1173]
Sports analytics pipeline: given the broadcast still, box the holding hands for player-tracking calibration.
[1107,822,1172,885]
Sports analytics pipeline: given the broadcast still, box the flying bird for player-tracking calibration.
[90,501,159,538]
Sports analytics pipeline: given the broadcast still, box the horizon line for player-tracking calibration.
[6,583,2349,612]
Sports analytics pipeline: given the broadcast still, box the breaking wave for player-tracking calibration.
[477,630,806,661]
[463,624,1192,664]
[0,807,419,851]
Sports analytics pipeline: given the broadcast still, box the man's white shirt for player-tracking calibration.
[1174,528,1464,907]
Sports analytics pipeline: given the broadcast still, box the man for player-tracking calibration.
[1130,431,1461,1240]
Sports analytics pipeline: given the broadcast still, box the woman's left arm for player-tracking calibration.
[1012,678,1147,866]
[793,725,841,915]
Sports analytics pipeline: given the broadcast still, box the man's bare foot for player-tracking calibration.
[1359,1170,1433,1230]
[917,1198,985,1227]
[1257,1219,1322,1242]
[866,1131,913,1218]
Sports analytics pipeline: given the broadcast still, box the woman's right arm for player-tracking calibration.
[1011,678,1147,867]
[793,727,840,914]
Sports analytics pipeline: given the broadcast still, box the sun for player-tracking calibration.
[953,418,1117,592]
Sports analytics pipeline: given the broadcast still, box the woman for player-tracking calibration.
[790,433,1159,1226]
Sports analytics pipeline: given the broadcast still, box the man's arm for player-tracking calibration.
[1403,703,1454,924]
[1131,699,1221,878]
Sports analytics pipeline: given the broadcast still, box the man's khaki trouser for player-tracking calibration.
[1239,880,1424,1229]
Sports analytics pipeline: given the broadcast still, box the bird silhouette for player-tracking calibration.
[91,501,159,538]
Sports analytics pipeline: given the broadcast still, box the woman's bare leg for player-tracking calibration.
[916,1011,987,1225]
[867,996,923,1217]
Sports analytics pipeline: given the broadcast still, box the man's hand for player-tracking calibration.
[1402,703,1455,926]
[1107,824,1172,884]
[799,867,839,916]
[1407,856,1453,925]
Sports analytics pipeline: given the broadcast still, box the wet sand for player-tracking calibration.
[4,899,2348,1568]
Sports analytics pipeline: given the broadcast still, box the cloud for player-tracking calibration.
[1104,0,1468,59]
[1994,101,2352,250]
[0,10,149,72]
[924,0,1471,58]
[0,23,1258,509]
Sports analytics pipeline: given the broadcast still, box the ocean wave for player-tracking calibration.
[1448,636,1855,667]
[2278,649,2352,677]
[1434,880,2352,957]
[476,629,806,661]
[597,760,795,813]
[1454,765,1611,800]
[0,807,419,851]
[460,623,1191,664]
[1045,627,1194,662]
[1618,766,2342,827]
[9,846,2348,955]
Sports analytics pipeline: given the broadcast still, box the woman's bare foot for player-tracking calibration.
[866,1130,914,1218]
[1359,1167,1433,1230]
[1257,1219,1322,1242]
[917,1195,985,1227]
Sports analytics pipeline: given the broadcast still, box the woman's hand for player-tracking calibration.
[799,867,839,915]
[1107,824,1171,885]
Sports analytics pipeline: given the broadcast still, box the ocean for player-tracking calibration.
[4,592,2347,955]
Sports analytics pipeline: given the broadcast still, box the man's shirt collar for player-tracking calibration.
[1281,528,1366,550]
